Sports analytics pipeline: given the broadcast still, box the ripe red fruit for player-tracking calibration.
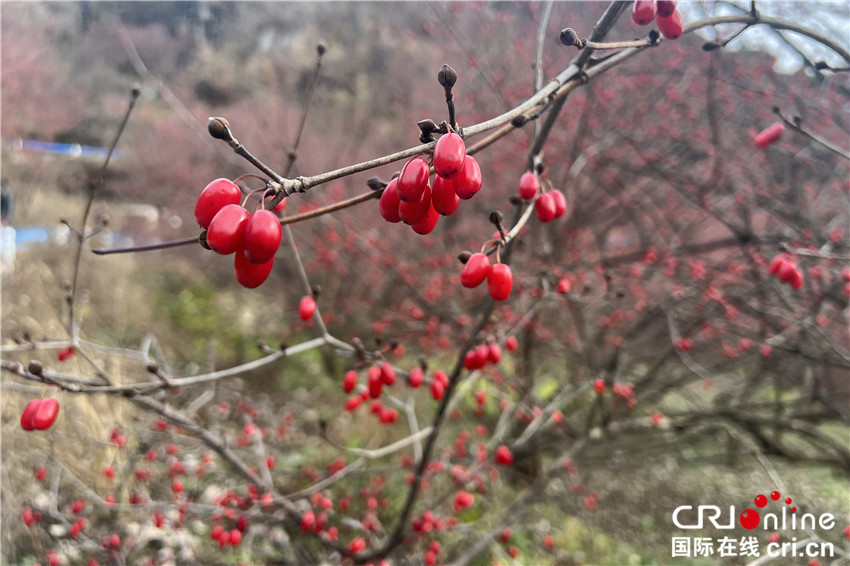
[461,253,490,288]
[777,261,797,285]
[430,378,445,400]
[399,184,432,225]
[505,336,518,351]
[433,132,466,179]
[368,367,383,399]
[32,398,60,430]
[593,378,606,394]
[454,491,474,511]
[195,178,241,228]
[632,0,657,25]
[234,248,274,288]
[380,362,396,386]
[21,399,41,431]
[299,295,317,321]
[495,445,514,466]
[656,0,677,17]
[343,370,358,393]
[408,367,424,388]
[432,175,460,216]
[379,179,402,223]
[71,499,85,514]
[35,467,47,481]
[488,264,513,301]
[768,254,788,274]
[518,172,539,200]
[755,122,785,148]
[229,529,242,546]
[57,346,75,362]
[453,156,482,200]
[656,9,684,40]
[556,277,571,294]
[410,200,440,235]
[397,157,430,202]
[535,192,556,223]
[207,204,250,255]
[487,343,502,364]
[242,209,282,264]
[550,189,567,218]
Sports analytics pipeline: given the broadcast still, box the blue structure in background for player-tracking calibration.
[10,138,123,160]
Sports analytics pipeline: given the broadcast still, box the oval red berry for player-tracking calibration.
[433,132,466,179]
[397,157,430,202]
[234,248,274,288]
[379,179,402,223]
[488,263,513,301]
[207,204,250,255]
[195,178,241,229]
[32,398,60,430]
[461,253,490,288]
[242,209,282,264]
[453,156,482,200]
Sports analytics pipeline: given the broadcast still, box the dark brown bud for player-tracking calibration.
[559,28,580,47]
[511,115,528,128]
[701,41,721,51]
[509,196,523,206]
[489,211,503,226]
[437,64,457,89]
[28,360,43,376]
[317,39,328,56]
[648,29,660,44]
[146,361,159,373]
[311,285,321,298]
[814,60,829,70]
[418,119,440,135]
[367,177,387,191]
[208,117,233,141]
[458,251,472,264]
[131,84,141,99]
[198,230,211,250]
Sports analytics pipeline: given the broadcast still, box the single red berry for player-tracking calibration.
[299,295,317,321]
[172,479,184,493]
[21,399,41,431]
[242,209,282,264]
[408,367,424,388]
[368,367,383,399]
[410,199,440,235]
[755,122,785,149]
[768,254,788,274]
[379,179,402,223]
[556,277,571,294]
[505,336,518,351]
[788,267,803,290]
[399,184,432,225]
[71,499,85,514]
[343,370,358,393]
[380,362,396,386]
[550,189,567,218]
[345,396,362,411]
[430,378,445,400]
[397,157,430,202]
[461,252,490,288]
[632,0,657,25]
[495,445,514,466]
[487,343,502,364]
[195,178,241,228]
[454,491,474,510]
[535,192,556,223]
[207,204,250,255]
[594,378,606,394]
[432,175,460,216]
[433,132,466,179]
[35,467,47,481]
[234,248,274,288]
[499,527,512,543]
[349,537,366,553]
[434,369,449,388]
[656,9,684,39]
[453,156,482,200]
[487,263,513,301]
[57,346,75,362]
[32,398,60,430]
[777,261,797,285]
[656,0,676,17]
[518,171,539,200]
[229,529,242,546]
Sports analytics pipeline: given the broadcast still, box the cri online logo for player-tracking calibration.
[673,490,836,531]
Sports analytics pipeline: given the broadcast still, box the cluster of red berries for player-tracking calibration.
[463,341,502,370]
[461,252,513,301]
[518,172,567,223]
[755,122,785,148]
[768,254,803,289]
[210,524,243,548]
[380,132,482,234]
[195,178,285,288]
[632,0,683,40]
[20,398,60,431]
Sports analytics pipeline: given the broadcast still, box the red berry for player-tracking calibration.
[397,157,430,202]
[379,179,402,223]
[343,370,358,393]
[195,178,241,229]
[399,184,432,225]
[410,199,440,235]
[788,267,803,290]
[345,396,362,411]
[535,192,556,223]
[434,369,449,388]
[57,346,75,362]
[380,362,396,386]
[234,248,274,288]
[487,343,502,364]
[242,209,282,264]
[454,491,474,510]
[768,254,787,274]
[777,261,797,284]
[349,537,366,553]
[495,445,514,466]
[430,378,445,400]
[461,252,490,288]
[21,399,41,431]
[35,467,47,481]
[487,264,513,301]
[505,336,518,351]
[368,367,383,399]
[755,122,785,149]
[632,0,657,25]
[433,132,466,179]
[172,479,184,493]
[550,189,567,218]
[656,9,683,40]
[229,529,242,546]
[556,277,571,294]
[594,378,606,394]
[656,0,676,17]
[453,156,482,200]
[32,398,59,430]
[207,204,250,255]
[71,499,85,514]
[299,295,317,321]
[408,367,424,388]
[432,175,460,216]
[518,172,539,200]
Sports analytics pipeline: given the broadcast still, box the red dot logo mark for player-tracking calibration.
[740,509,761,530]
[770,491,781,501]
[754,494,768,508]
